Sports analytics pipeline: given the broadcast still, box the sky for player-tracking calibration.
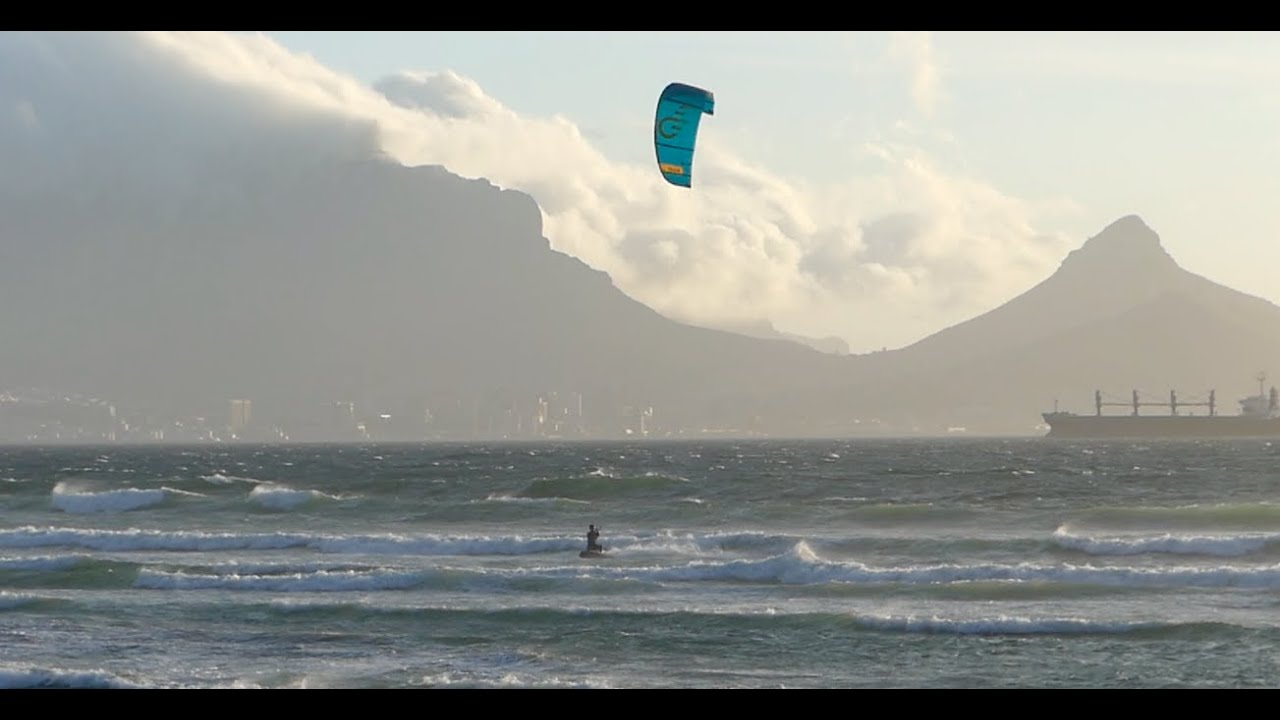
[10,31,1280,354]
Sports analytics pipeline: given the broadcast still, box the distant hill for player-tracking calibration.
[0,151,859,438]
[703,319,850,356]
[5,143,1278,439]
[848,215,1280,433]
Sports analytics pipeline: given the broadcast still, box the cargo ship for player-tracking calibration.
[1042,374,1280,439]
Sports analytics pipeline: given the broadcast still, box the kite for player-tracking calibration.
[653,82,715,188]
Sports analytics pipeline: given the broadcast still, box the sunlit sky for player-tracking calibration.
[12,31,1280,353]
[265,31,1280,349]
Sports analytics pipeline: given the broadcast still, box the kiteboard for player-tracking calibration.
[579,547,607,559]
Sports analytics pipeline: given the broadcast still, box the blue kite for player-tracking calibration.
[653,82,715,188]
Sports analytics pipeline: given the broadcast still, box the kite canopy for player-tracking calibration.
[653,82,715,188]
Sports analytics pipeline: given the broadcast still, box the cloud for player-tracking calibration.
[374,70,506,119]
[0,31,1074,353]
[889,31,941,117]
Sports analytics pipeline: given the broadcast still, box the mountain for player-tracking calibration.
[6,138,1278,440]
[703,319,851,356]
[850,214,1280,432]
[0,151,860,440]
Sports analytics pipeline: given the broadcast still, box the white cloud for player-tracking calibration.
[374,70,506,119]
[0,31,1074,353]
[889,31,941,117]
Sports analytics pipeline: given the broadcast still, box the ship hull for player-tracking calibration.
[1042,412,1280,439]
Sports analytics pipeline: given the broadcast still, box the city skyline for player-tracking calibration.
[0,385,668,444]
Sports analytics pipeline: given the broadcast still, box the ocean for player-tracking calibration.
[2,437,1280,688]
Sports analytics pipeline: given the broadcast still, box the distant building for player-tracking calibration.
[228,399,252,437]
[332,401,356,436]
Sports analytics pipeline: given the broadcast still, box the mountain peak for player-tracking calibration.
[1099,213,1154,235]
[1059,214,1177,274]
